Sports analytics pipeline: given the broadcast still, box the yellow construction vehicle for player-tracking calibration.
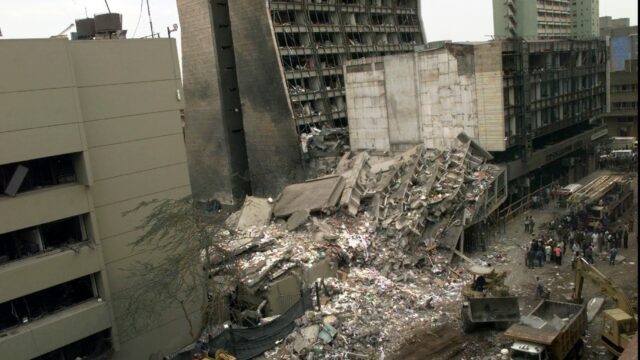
[572,257,637,357]
[460,265,520,333]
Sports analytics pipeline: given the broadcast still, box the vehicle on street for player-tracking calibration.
[460,265,520,333]
[505,300,586,360]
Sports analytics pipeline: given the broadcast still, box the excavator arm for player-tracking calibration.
[572,257,635,317]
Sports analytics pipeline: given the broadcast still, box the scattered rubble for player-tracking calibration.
[201,133,507,358]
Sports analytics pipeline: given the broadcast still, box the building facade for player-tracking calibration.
[493,0,599,40]
[345,39,608,197]
[572,0,599,38]
[600,18,638,137]
[0,38,194,359]
[177,0,425,202]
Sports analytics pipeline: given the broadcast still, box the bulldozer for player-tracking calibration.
[460,265,520,333]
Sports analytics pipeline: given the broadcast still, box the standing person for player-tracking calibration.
[585,246,595,264]
[524,216,530,234]
[555,245,562,266]
[572,242,581,258]
[559,239,566,257]
[571,251,580,269]
[545,242,552,263]
[609,247,618,265]
[527,247,535,269]
[535,277,545,299]
[623,226,629,249]
[530,217,536,234]
[608,232,615,251]
[536,247,545,267]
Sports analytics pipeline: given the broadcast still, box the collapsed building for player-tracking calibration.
[172,133,507,359]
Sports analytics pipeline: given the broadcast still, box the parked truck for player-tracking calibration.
[505,300,587,360]
[460,265,520,333]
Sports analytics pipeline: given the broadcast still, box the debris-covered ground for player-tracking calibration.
[193,135,637,360]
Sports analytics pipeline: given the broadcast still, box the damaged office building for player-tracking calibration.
[177,0,425,203]
[345,38,609,205]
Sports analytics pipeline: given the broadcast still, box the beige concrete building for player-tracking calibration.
[0,38,194,359]
[493,0,599,40]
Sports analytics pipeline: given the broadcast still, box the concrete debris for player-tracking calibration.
[586,297,605,322]
[287,210,310,231]
[236,196,273,231]
[292,325,320,353]
[213,133,505,358]
[273,175,345,217]
[520,315,547,329]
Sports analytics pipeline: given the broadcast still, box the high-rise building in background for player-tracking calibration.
[178,0,425,202]
[600,17,638,137]
[572,0,600,38]
[493,0,599,40]
[0,37,193,360]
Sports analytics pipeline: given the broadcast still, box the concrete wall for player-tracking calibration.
[346,44,504,153]
[344,61,391,151]
[0,38,194,359]
[177,0,244,204]
[416,45,478,149]
[228,0,303,197]
[474,42,506,151]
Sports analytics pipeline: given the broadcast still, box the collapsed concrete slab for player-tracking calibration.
[273,175,345,217]
[586,297,605,322]
[236,196,273,230]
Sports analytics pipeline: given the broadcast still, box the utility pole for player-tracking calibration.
[146,0,155,38]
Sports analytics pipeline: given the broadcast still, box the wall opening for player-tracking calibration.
[0,215,90,266]
[0,153,79,198]
[0,274,98,333]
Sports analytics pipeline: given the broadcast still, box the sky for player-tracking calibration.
[0,0,638,68]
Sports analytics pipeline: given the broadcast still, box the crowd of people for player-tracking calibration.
[524,210,630,270]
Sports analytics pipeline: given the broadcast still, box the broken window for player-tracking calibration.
[0,154,78,197]
[313,32,336,47]
[308,11,332,25]
[0,274,97,333]
[370,14,385,26]
[397,0,417,8]
[0,215,89,265]
[34,329,112,360]
[318,54,340,68]
[397,14,418,26]
[282,55,315,70]
[399,32,417,44]
[323,75,342,90]
[277,32,304,48]
[346,32,364,45]
[271,10,297,25]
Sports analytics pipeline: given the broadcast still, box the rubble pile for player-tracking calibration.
[264,265,465,358]
[209,133,505,358]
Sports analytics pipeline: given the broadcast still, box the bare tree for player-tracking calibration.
[116,195,235,341]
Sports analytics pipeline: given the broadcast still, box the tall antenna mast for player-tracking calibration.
[104,0,111,14]
[146,0,155,38]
